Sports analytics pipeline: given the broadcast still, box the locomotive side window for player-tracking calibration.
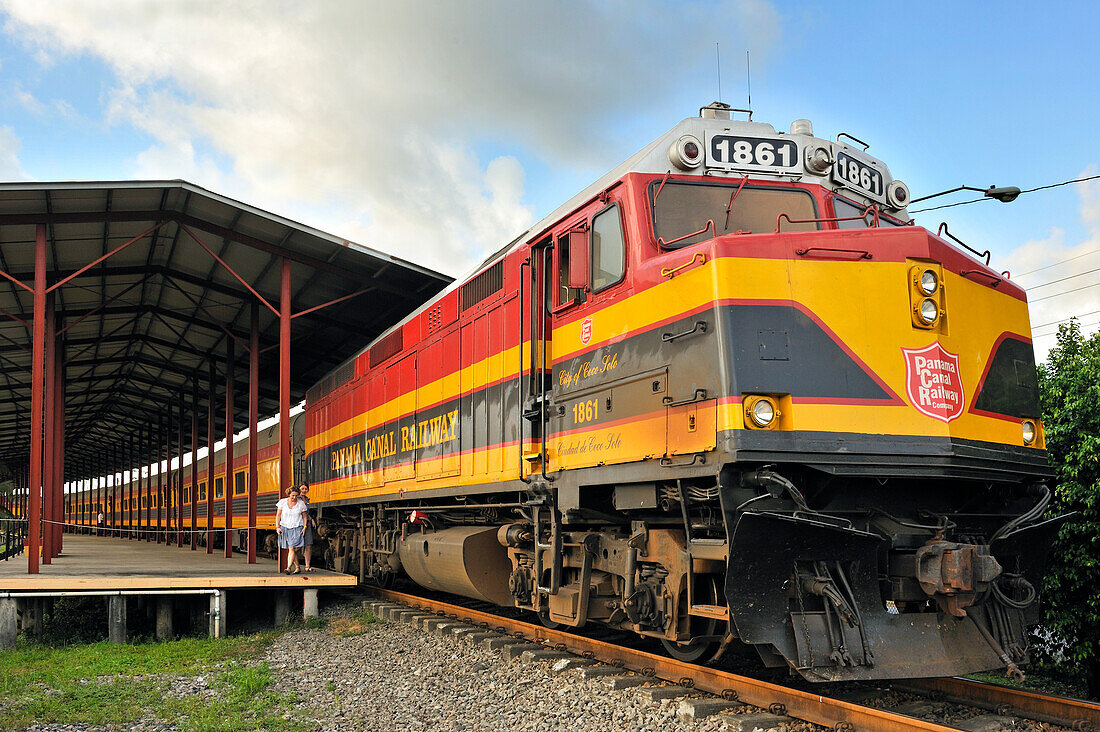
[591,204,625,292]
[234,471,246,495]
[199,481,207,501]
[833,196,905,228]
[215,477,224,499]
[650,181,819,247]
[556,233,586,306]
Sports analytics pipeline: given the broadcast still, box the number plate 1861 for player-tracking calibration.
[707,134,798,172]
[832,151,885,202]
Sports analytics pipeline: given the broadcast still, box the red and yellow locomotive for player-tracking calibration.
[305,104,1057,681]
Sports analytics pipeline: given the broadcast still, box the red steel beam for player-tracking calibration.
[156,415,164,544]
[177,394,184,548]
[190,382,198,550]
[45,222,165,294]
[42,296,55,563]
[290,287,370,320]
[248,301,259,564]
[27,223,46,574]
[206,360,215,554]
[55,331,64,553]
[278,258,291,572]
[181,225,279,316]
[224,337,234,559]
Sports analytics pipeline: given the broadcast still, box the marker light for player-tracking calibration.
[1022,420,1036,445]
[887,180,910,209]
[919,298,939,324]
[744,396,779,428]
[920,270,938,295]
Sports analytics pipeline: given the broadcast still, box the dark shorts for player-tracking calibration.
[303,524,313,546]
[278,525,304,549]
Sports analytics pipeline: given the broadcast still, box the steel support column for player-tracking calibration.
[27,223,46,574]
[177,393,184,548]
[43,295,55,562]
[55,341,64,551]
[206,360,216,554]
[279,258,291,500]
[159,413,165,539]
[248,301,259,564]
[190,382,198,550]
[224,338,234,559]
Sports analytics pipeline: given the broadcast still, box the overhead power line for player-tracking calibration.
[1024,265,1100,291]
[1031,308,1100,329]
[1014,247,1100,278]
[1030,281,1100,303]
[910,173,1100,213]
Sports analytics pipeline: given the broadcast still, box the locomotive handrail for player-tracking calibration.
[660,453,706,468]
[937,223,992,265]
[661,321,708,342]
[795,246,873,260]
[776,202,879,232]
[662,388,708,408]
[658,220,715,249]
[960,269,1003,287]
[660,252,707,278]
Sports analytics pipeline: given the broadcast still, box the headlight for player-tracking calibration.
[920,270,938,295]
[750,398,775,427]
[805,146,832,175]
[887,180,910,209]
[919,298,939,324]
[1022,420,1036,445]
[668,135,703,170]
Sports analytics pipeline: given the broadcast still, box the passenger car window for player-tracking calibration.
[591,205,625,292]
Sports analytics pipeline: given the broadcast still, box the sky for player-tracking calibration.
[0,0,1097,363]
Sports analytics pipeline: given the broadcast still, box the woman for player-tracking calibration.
[274,487,308,574]
[299,483,316,572]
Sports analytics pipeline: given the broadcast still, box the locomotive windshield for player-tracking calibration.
[650,180,818,248]
[833,196,906,228]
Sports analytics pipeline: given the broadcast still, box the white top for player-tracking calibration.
[277,497,308,529]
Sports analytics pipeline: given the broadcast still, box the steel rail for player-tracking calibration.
[900,677,1100,730]
[374,588,961,732]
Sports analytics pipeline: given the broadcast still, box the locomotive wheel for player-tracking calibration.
[660,575,727,663]
[538,608,562,630]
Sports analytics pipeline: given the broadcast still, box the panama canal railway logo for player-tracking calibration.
[580,317,592,346]
[902,343,964,423]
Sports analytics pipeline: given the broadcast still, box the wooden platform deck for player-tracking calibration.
[0,535,357,591]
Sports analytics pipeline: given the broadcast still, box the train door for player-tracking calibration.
[383,353,416,482]
[416,331,461,481]
[548,202,668,469]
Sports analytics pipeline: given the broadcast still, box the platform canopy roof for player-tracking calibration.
[0,180,451,481]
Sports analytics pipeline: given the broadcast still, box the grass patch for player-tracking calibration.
[0,634,307,731]
[966,669,1087,699]
[327,608,383,637]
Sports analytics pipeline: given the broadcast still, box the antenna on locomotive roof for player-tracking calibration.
[746,50,752,111]
[716,43,722,101]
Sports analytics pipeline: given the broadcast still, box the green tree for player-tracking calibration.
[1037,320,1100,698]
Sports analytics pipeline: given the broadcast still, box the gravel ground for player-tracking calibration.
[266,600,793,731]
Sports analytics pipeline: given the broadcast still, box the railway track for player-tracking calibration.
[353,587,1100,732]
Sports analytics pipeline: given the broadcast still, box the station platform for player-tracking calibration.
[0,535,357,591]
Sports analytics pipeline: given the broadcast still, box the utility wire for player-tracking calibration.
[1032,308,1100,330]
[910,173,1100,213]
[1030,281,1100,303]
[1015,247,1100,278]
[1024,265,1100,290]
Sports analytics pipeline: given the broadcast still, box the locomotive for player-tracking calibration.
[92,103,1064,683]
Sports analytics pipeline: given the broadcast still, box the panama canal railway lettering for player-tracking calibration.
[401,409,459,451]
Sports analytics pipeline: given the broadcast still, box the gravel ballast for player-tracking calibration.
[265,600,781,731]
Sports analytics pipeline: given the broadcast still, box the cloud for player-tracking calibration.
[0,126,28,180]
[1004,169,1100,362]
[0,0,782,275]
